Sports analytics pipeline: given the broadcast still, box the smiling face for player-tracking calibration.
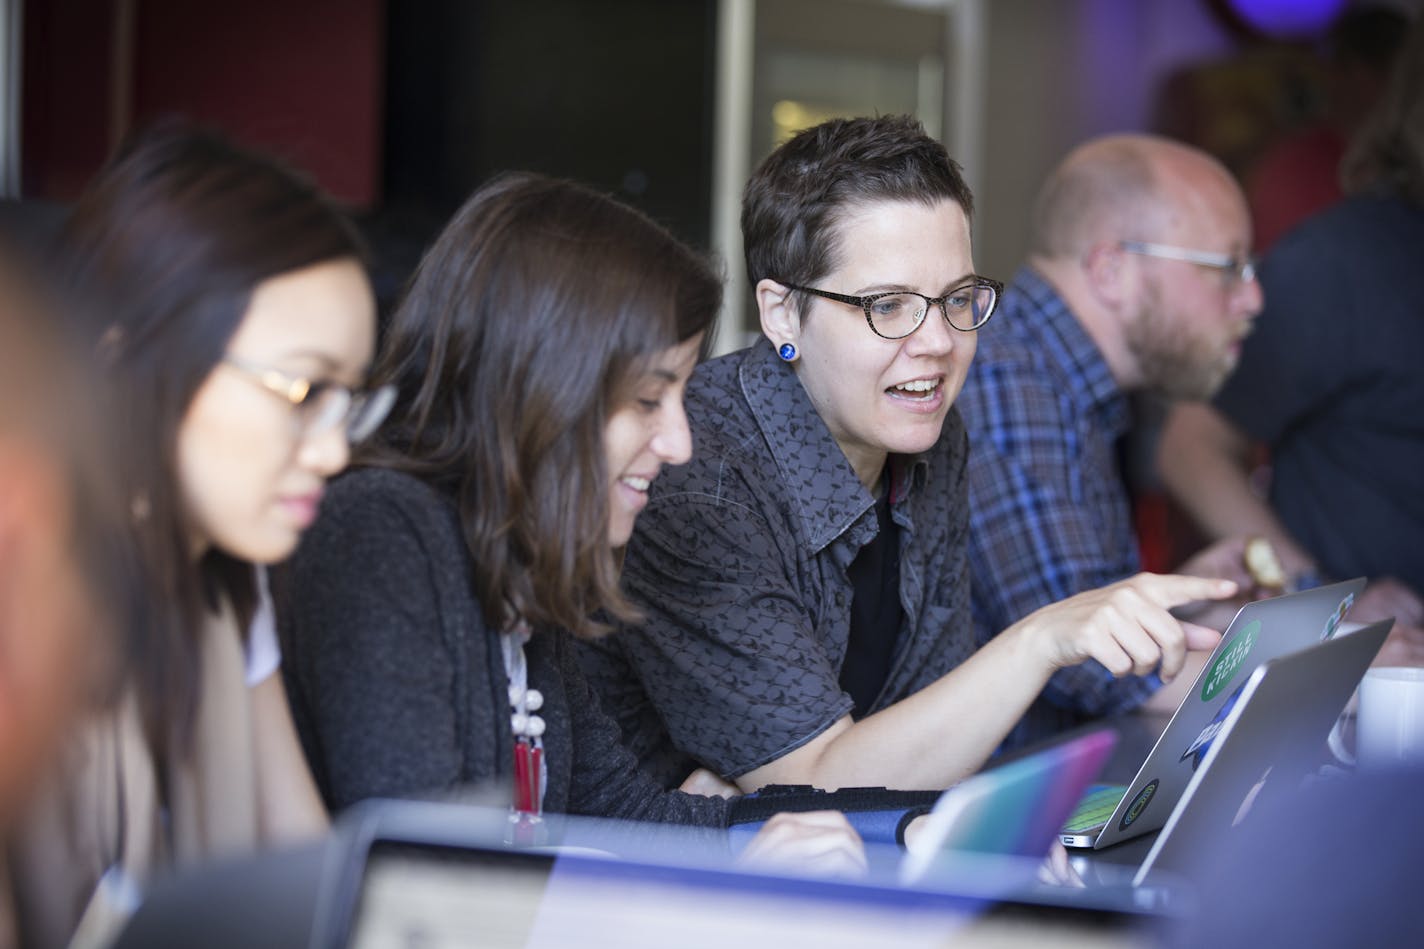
[602,333,703,547]
[763,198,978,490]
[176,258,376,563]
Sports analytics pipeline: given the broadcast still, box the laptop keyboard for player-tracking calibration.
[1062,783,1127,833]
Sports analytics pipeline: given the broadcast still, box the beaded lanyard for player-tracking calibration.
[500,623,545,840]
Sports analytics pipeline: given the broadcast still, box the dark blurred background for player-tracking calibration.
[8,0,1421,568]
[14,0,1420,310]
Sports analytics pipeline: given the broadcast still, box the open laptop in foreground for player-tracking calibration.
[305,793,1168,949]
[1084,617,1391,888]
[1061,578,1366,849]
[899,728,1114,885]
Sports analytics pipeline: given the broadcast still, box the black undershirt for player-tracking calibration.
[839,483,904,719]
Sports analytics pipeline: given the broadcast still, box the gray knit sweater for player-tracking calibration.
[274,466,728,828]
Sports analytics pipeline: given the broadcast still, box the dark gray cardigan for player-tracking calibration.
[274,466,728,827]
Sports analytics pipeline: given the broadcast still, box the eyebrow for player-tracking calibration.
[274,349,374,382]
[854,273,977,296]
[272,348,341,367]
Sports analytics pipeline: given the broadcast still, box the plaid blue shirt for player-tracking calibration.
[958,267,1158,746]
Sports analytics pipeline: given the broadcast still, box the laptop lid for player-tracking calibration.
[900,729,1115,885]
[1081,578,1366,849]
[310,799,1158,949]
[1132,617,1391,886]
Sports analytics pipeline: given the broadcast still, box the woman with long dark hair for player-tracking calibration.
[4,126,392,947]
[276,172,862,862]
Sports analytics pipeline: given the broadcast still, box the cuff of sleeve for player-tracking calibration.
[895,806,933,847]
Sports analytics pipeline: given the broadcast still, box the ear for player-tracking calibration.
[1082,241,1133,310]
[755,278,801,350]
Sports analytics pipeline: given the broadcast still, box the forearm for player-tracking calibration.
[559,637,728,827]
[1157,403,1315,573]
[738,572,1234,792]
[738,625,1055,792]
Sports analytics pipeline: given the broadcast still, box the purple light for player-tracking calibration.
[1226,0,1350,37]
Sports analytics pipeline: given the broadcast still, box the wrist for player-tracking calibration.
[1005,614,1062,677]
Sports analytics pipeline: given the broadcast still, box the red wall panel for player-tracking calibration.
[22,0,383,208]
[20,0,116,199]
[131,0,383,207]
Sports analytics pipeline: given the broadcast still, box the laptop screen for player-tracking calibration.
[350,839,1006,949]
[332,804,1162,949]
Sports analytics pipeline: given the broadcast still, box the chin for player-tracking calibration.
[883,420,949,457]
[223,531,300,566]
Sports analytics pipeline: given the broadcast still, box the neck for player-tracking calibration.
[848,449,887,495]
[1029,256,1140,391]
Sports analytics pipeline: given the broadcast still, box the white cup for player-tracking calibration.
[1356,667,1424,770]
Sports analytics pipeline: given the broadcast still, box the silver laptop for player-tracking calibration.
[1131,617,1391,886]
[1061,578,1366,849]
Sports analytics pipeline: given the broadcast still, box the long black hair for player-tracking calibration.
[60,124,366,746]
[367,172,720,638]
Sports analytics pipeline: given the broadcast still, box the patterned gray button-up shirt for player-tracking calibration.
[578,339,975,787]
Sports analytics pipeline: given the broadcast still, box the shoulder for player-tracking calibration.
[323,466,449,517]
[631,457,787,576]
[963,310,1057,419]
[1270,195,1416,263]
[656,352,776,509]
[311,468,460,550]
[682,350,760,450]
[959,338,1061,443]
[287,467,469,599]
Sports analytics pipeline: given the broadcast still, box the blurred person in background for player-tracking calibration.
[955,133,1264,748]
[1158,14,1424,669]
[1245,4,1408,254]
[0,245,134,833]
[3,126,390,948]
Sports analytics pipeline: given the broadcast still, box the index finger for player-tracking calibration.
[1136,573,1238,609]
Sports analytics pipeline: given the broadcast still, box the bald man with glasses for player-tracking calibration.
[956,133,1264,748]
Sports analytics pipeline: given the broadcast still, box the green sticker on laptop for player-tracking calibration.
[1201,619,1260,702]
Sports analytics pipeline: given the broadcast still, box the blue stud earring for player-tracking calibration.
[778,342,798,362]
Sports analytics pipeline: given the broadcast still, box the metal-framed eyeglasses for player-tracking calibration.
[221,353,397,443]
[1119,240,1257,286]
[780,276,1003,339]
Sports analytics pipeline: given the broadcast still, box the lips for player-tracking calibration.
[279,489,325,529]
[614,473,655,521]
[889,377,941,398]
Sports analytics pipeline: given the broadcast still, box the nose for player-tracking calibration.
[1233,272,1264,318]
[299,424,351,478]
[651,400,694,466]
[905,304,957,356]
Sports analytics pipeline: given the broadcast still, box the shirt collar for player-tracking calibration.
[738,340,930,553]
[1010,266,1130,437]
